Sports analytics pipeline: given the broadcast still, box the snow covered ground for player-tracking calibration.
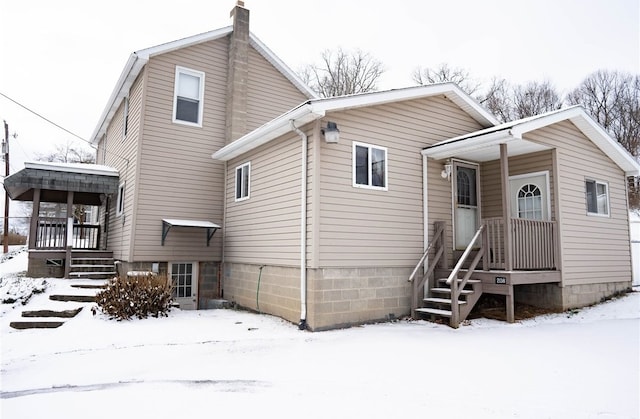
[1,249,639,418]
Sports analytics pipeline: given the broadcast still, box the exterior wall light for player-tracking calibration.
[321,121,340,143]
[441,162,452,180]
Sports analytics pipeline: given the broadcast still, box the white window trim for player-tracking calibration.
[235,162,251,202]
[352,141,388,191]
[116,182,125,217]
[585,178,610,217]
[509,171,551,221]
[122,96,129,140]
[169,261,198,299]
[172,66,205,127]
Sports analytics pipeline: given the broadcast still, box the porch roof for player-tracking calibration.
[3,162,120,205]
[422,106,640,176]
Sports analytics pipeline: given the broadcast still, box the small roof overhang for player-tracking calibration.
[3,162,119,205]
[161,219,221,247]
[212,83,499,161]
[422,106,640,176]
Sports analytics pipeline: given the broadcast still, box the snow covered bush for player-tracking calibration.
[95,274,173,320]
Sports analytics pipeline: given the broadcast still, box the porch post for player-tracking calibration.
[64,191,74,278]
[28,188,41,250]
[500,144,513,271]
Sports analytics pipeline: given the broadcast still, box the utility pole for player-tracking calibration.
[3,120,9,254]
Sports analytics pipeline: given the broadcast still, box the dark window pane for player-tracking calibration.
[355,146,368,185]
[457,167,477,206]
[176,97,199,123]
[371,148,385,187]
[236,168,243,199]
[242,167,249,197]
[586,180,597,213]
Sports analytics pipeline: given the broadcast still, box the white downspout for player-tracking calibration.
[291,121,308,330]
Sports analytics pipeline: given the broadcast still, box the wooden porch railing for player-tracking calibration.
[35,217,100,250]
[484,217,557,270]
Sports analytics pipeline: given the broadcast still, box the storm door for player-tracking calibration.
[453,161,480,250]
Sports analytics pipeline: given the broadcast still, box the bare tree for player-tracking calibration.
[412,63,481,95]
[479,78,562,123]
[299,48,385,97]
[36,139,96,164]
[567,70,640,208]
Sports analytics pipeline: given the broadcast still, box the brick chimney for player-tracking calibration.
[226,1,249,144]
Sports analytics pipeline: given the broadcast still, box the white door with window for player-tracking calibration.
[509,172,550,220]
[454,162,480,249]
[169,262,198,310]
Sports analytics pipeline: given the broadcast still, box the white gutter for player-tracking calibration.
[291,121,308,330]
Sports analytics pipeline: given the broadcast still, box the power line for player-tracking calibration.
[0,91,96,149]
[0,92,130,164]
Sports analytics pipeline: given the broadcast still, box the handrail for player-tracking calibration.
[446,224,486,327]
[408,222,445,282]
[410,221,445,317]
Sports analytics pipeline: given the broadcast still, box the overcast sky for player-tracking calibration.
[0,0,638,175]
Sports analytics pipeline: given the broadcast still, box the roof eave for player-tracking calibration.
[422,130,514,160]
[212,104,324,161]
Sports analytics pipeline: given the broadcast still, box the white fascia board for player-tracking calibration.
[421,130,514,160]
[512,106,640,176]
[90,54,147,144]
[249,35,318,100]
[25,161,119,177]
[212,104,324,161]
[312,83,498,127]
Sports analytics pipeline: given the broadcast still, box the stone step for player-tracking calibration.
[415,308,452,317]
[10,321,65,329]
[71,284,108,289]
[22,307,83,318]
[50,295,96,303]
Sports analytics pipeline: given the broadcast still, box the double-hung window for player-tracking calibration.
[585,179,609,216]
[353,141,387,190]
[173,66,204,126]
[235,162,250,201]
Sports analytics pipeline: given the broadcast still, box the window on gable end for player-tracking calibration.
[123,96,129,139]
[585,179,610,217]
[173,66,205,126]
[235,162,250,201]
[353,141,388,190]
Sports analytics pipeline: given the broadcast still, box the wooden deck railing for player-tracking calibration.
[484,217,557,270]
[35,217,100,250]
[408,221,445,317]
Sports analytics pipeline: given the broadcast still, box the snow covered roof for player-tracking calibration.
[423,106,640,176]
[90,26,317,144]
[24,161,119,177]
[212,83,499,161]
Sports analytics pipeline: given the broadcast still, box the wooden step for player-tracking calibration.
[431,287,474,295]
[22,307,83,318]
[50,295,96,303]
[437,278,481,284]
[424,297,467,305]
[415,307,452,317]
[70,264,115,269]
[10,321,64,329]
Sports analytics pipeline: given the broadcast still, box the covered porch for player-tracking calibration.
[3,162,119,278]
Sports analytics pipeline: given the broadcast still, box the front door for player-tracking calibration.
[509,172,550,220]
[169,262,198,310]
[453,161,480,249]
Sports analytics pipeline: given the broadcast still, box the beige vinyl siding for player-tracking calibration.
[481,150,555,219]
[131,39,228,262]
[319,96,484,267]
[525,121,632,285]
[246,48,308,132]
[224,132,303,266]
[100,70,145,261]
